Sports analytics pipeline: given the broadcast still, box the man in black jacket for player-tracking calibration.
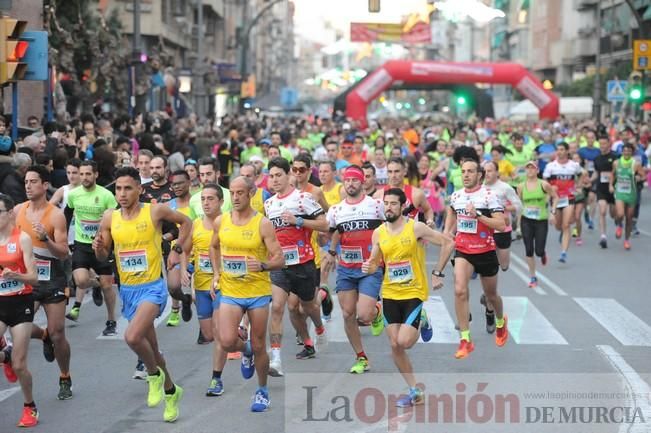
[0,142,30,204]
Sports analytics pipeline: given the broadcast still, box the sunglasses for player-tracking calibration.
[291,166,309,174]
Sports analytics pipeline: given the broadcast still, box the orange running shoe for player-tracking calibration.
[496,315,509,347]
[227,351,241,360]
[615,226,623,239]
[454,339,475,359]
[624,240,631,250]
[17,406,38,428]
[2,345,17,383]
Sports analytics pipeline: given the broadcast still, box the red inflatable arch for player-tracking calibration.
[345,60,560,128]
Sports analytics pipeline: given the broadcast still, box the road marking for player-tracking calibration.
[502,296,568,345]
[638,228,651,237]
[0,386,20,402]
[97,296,173,340]
[575,297,651,346]
[511,254,567,296]
[422,295,459,344]
[508,260,547,295]
[597,345,651,433]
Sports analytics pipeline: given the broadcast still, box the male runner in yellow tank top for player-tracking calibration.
[210,176,284,412]
[363,187,453,407]
[93,167,193,423]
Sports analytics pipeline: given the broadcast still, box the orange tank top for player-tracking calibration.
[0,227,31,296]
[16,202,57,258]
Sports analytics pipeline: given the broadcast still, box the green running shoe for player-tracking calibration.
[166,311,180,327]
[164,385,184,422]
[146,368,165,407]
[349,357,370,374]
[370,302,384,336]
[65,306,80,322]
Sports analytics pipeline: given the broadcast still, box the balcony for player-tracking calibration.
[574,0,599,10]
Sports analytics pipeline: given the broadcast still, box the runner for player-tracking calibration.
[592,136,618,248]
[372,148,388,186]
[569,154,591,246]
[264,157,329,376]
[210,176,285,412]
[65,161,118,335]
[189,157,232,218]
[93,167,191,422]
[445,157,509,359]
[319,160,346,207]
[16,166,73,400]
[183,184,228,395]
[239,163,271,215]
[542,142,582,263]
[517,161,558,288]
[321,165,385,374]
[361,162,378,196]
[374,157,434,225]
[577,130,600,229]
[0,193,39,427]
[610,143,645,250]
[362,187,453,406]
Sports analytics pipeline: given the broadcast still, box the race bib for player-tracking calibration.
[0,277,24,294]
[600,172,611,183]
[222,255,247,276]
[586,160,595,172]
[387,261,414,283]
[80,219,101,237]
[282,246,300,266]
[457,215,478,234]
[523,206,541,220]
[557,197,569,208]
[616,178,632,194]
[35,260,51,281]
[198,254,213,273]
[119,250,148,273]
[340,246,363,264]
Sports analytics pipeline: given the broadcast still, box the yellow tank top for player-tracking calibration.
[311,231,321,268]
[378,219,427,301]
[218,212,270,298]
[192,218,213,291]
[251,188,266,215]
[112,203,162,286]
[322,182,342,207]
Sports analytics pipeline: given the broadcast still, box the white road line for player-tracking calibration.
[575,298,651,346]
[597,345,651,433]
[502,296,568,345]
[511,254,568,296]
[638,228,651,237]
[422,295,459,344]
[508,260,548,295]
[0,386,20,402]
[96,295,173,340]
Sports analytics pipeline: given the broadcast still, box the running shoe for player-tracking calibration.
[163,385,184,422]
[615,225,623,239]
[181,294,193,322]
[92,284,103,306]
[495,316,509,347]
[471,271,478,280]
[316,329,328,350]
[349,357,370,374]
[17,406,38,428]
[419,309,433,342]
[480,294,495,334]
[370,302,384,336]
[587,220,594,230]
[2,346,17,383]
[575,237,583,246]
[559,252,567,263]
[133,359,147,380]
[571,227,578,238]
[102,320,117,336]
[599,236,608,249]
[206,378,224,396]
[269,353,284,377]
[251,388,270,412]
[295,331,303,345]
[541,254,548,266]
[146,368,166,407]
[65,306,80,322]
[320,286,333,319]
[166,310,180,327]
[58,377,73,400]
[395,388,424,408]
[42,330,55,362]
[227,352,241,360]
[454,339,475,359]
[241,341,255,379]
[624,240,631,250]
[197,330,210,345]
[528,277,538,289]
[454,313,472,331]
[296,345,316,360]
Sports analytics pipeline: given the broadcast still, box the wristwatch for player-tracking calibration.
[295,216,304,228]
[173,244,183,254]
[39,233,49,242]
[327,250,337,257]
[475,210,483,218]
[260,262,267,272]
[432,270,445,278]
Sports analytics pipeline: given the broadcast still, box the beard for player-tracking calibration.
[386,212,400,223]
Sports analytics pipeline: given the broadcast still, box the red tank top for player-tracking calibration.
[384,184,419,219]
[0,227,32,296]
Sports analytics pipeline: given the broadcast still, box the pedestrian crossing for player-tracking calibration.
[323,294,651,347]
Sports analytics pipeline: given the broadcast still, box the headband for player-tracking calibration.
[343,166,364,182]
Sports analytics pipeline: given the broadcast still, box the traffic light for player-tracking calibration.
[0,17,28,86]
[457,95,467,106]
[628,71,644,103]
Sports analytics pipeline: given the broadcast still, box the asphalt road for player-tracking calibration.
[1,190,651,433]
